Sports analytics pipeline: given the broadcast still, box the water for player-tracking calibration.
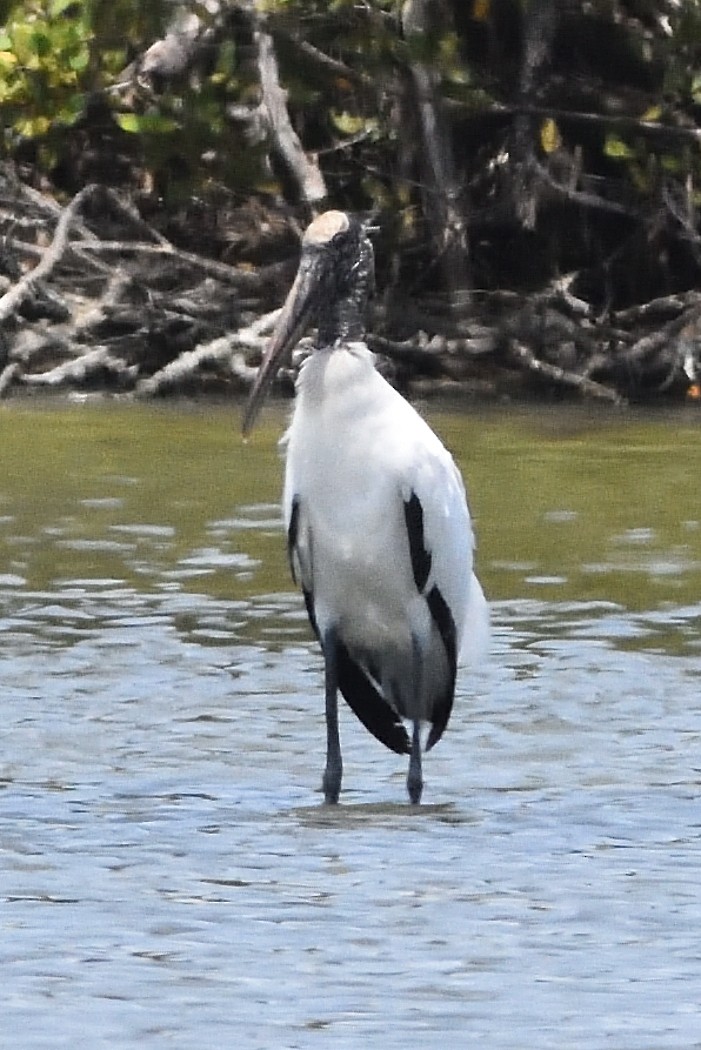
[1,397,700,1049]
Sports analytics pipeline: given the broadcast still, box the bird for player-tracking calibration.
[243,210,488,804]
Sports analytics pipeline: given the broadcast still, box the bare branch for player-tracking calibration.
[401,0,468,295]
[369,331,496,373]
[468,99,701,150]
[611,292,701,327]
[135,310,280,397]
[617,302,701,367]
[253,23,327,206]
[0,184,101,324]
[21,347,137,388]
[114,1,228,89]
[523,103,701,148]
[96,186,172,247]
[76,238,266,288]
[135,336,242,396]
[286,36,374,88]
[0,362,21,397]
[509,338,626,404]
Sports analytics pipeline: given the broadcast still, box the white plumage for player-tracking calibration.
[243,211,487,804]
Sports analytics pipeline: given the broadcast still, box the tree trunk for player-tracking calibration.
[401,0,469,304]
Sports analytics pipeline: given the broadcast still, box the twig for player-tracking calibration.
[96,186,172,246]
[369,331,496,367]
[0,362,21,396]
[611,291,701,327]
[536,104,701,148]
[617,302,701,366]
[77,270,133,325]
[136,334,243,396]
[533,158,637,218]
[402,0,468,296]
[509,338,625,404]
[135,309,281,396]
[0,184,100,324]
[77,239,265,287]
[3,234,114,276]
[21,346,137,387]
[288,36,374,87]
[113,3,225,89]
[2,238,43,259]
[477,100,701,149]
[253,20,327,206]
[5,179,102,243]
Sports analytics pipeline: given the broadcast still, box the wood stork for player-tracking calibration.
[243,210,487,804]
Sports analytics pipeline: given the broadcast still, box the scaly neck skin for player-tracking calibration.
[314,234,374,349]
[315,297,366,347]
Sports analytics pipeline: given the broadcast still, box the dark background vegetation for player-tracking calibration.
[1,0,701,403]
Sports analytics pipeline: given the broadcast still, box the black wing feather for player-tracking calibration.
[302,587,319,639]
[302,583,409,755]
[405,489,459,748]
[425,584,458,751]
[291,489,444,757]
[291,525,411,755]
[403,492,432,592]
[336,639,411,755]
[287,495,301,585]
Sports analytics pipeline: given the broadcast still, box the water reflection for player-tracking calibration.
[1,399,700,1049]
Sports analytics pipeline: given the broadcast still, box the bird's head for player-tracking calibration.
[242,210,375,435]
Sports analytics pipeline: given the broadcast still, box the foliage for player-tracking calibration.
[0,0,171,172]
[0,0,94,141]
[1,1,701,304]
[0,2,234,188]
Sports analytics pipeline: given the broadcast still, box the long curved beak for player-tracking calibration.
[242,253,324,436]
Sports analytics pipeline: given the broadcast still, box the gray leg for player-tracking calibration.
[407,720,423,804]
[407,633,423,804]
[322,626,342,804]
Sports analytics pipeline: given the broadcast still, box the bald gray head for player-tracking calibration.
[242,210,375,434]
[288,210,375,346]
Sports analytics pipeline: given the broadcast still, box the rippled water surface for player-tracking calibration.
[1,398,700,1049]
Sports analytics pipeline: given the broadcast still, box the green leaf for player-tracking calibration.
[14,115,52,138]
[29,30,53,58]
[56,92,86,125]
[49,0,81,15]
[115,111,180,134]
[540,118,561,155]
[692,74,701,105]
[0,49,17,71]
[604,134,634,160]
[331,110,367,136]
[115,112,141,133]
[68,48,90,72]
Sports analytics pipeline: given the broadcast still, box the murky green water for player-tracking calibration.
[1,397,700,1049]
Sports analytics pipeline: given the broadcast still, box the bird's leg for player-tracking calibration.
[407,633,423,804]
[407,720,423,804]
[322,626,342,804]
